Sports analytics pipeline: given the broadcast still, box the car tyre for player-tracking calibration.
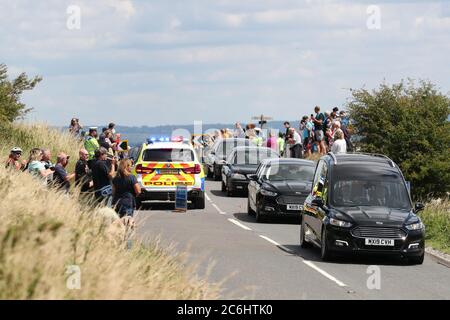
[408,253,425,265]
[255,201,265,223]
[320,228,333,261]
[300,215,311,248]
[193,192,205,210]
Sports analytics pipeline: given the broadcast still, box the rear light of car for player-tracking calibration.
[183,164,201,174]
[135,164,154,174]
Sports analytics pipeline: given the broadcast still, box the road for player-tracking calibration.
[135,179,450,300]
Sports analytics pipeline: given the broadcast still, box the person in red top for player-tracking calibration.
[5,147,26,170]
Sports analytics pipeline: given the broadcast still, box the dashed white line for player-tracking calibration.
[228,218,252,231]
[259,235,294,254]
[212,203,227,215]
[302,260,347,287]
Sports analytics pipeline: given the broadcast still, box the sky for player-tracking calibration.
[1,0,449,126]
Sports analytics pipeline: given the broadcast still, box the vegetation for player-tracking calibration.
[347,80,450,200]
[419,199,450,255]
[0,123,219,299]
[0,64,42,123]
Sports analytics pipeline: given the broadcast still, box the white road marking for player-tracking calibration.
[205,193,211,201]
[212,203,227,215]
[259,235,294,254]
[228,218,252,231]
[303,260,347,287]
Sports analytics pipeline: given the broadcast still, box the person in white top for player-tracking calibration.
[331,129,347,154]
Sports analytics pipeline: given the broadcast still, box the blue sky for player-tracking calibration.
[1,0,449,126]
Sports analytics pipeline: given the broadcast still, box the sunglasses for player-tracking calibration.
[12,152,22,155]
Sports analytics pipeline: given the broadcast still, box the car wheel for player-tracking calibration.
[213,165,221,181]
[255,201,265,222]
[408,253,424,265]
[221,180,226,192]
[193,192,205,210]
[247,197,255,216]
[300,215,311,248]
[320,228,333,261]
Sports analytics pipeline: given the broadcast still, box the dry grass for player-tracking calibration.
[0,122,219,299]
[419,199,450,254]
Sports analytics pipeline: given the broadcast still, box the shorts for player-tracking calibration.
[303,137,312,151]
[315,130,324,142]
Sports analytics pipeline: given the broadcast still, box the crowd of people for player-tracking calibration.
[5,107,352,218]
[4,119,140,218]
[205,106,353,158]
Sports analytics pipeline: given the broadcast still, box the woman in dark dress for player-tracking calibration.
[112,159,141,217]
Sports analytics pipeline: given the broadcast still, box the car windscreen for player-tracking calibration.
[142,148,194,162]
[216,139,249,158]
[265,163,315,181]
[331,165,411,209]
[233,149,278,165]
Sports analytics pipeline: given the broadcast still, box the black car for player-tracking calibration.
[204,138,251,180]
[221,146,279,196]
[247,158,315,222]
[301,153,425,264]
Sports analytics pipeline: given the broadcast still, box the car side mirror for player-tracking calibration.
[415,202,425,213]
[311,198,324,208]
[248,174,257,181]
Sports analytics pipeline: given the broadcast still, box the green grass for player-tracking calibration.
[419,199,450,254]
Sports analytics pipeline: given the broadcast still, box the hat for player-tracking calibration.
[11,147,22,153]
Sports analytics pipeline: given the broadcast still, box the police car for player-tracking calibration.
[132,137,206,209]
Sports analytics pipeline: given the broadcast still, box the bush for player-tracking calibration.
[347,80,450,200]
[419,199,450,254]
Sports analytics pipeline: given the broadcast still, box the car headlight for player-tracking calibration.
[329,217,352,228]
[405,221,425,231]
[260,188,277,197]
[232,173,247,180]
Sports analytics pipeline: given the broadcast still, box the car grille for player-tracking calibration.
[351,226,406,239]
[277,195,306,205]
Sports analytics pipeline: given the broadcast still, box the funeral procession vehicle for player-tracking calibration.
[221,146,279,196]
[300,153,425,264]
[247,158,315,222]
[204,138,251,181]
[131,139,206,209]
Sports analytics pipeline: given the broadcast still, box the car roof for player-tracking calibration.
[232,146,275,152]
[326,153,396,168]
[261,158,315,166]
[144,142,194,150]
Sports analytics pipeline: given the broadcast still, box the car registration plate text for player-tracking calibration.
[365,238,395,246]
[287,204,303,211]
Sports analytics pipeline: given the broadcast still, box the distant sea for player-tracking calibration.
[81,121,299,147]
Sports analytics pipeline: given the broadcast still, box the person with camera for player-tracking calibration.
[75,148,93,194]
[69,118,83,137]
[27,148,55,184]
[53,152,75,193]
[91,147,116,204]
[5,147,26,170]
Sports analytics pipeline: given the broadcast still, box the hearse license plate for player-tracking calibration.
[365,238,395,246]
[287,204,303,211]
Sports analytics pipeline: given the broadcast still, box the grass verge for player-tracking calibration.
[419,199,450,255]
[0,122,218,299]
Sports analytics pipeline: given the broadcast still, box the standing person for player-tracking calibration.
[108,122,116,136]
[84,127,100,169]
[53,152,75,193]
[277,133,285,157]
[27,148,54,183]
[301,116,313,158]
[5,147,26,170]
[312,106,326,155]
[331,129,347,154]
[288,128,302,158]
[234,122,245,138]
[75,148,93,193]
[69,118,82,137]
[112,159,141,217]
[91,147,116,203]
[266,130,278,151]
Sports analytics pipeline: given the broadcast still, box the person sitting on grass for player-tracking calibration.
[27,148,54,184]
[53,152,76,193]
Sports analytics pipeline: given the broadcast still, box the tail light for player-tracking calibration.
[135,164,154,174]
[183,164,201,174]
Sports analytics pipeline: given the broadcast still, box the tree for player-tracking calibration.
[347,80,450,200]
[0,63,42,123]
